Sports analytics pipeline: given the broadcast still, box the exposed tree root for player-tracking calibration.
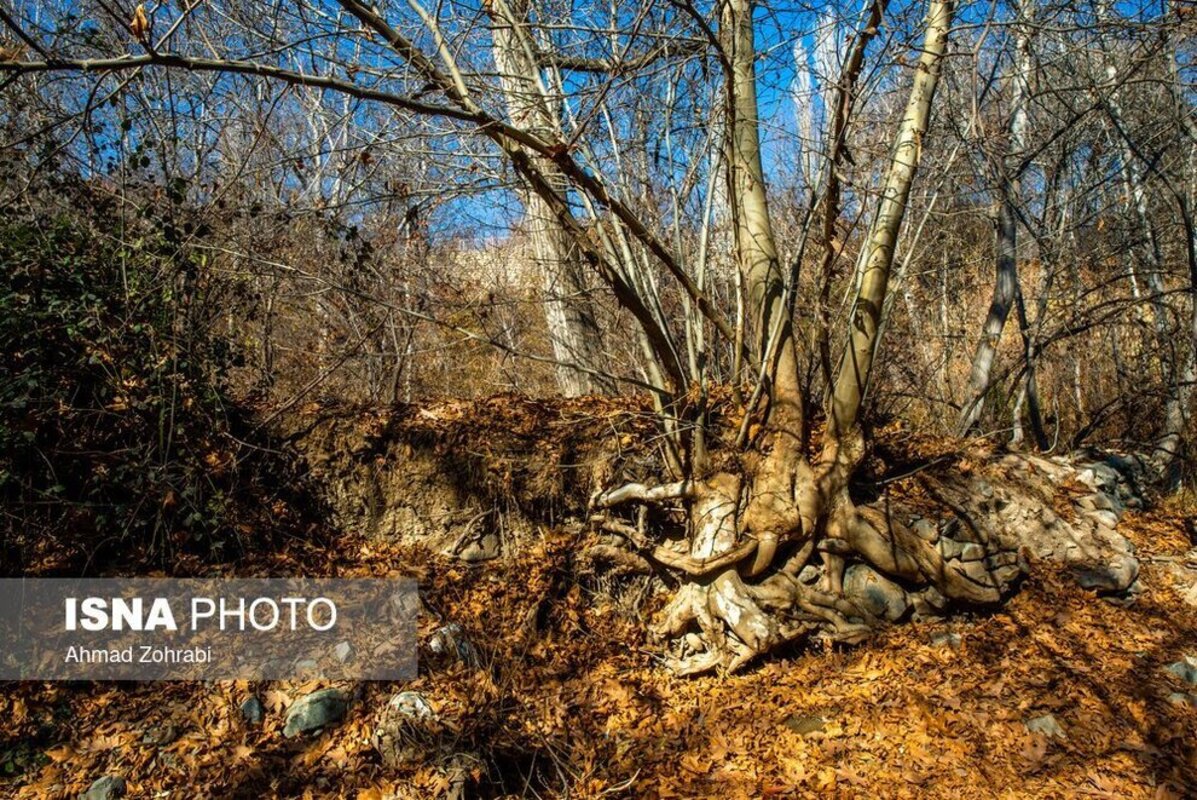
[589,447,1141,676]
[285,397,1143,676]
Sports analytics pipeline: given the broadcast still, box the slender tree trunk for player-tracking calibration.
[1010,0,1050,451]
[723,0,801,418]
[958,206,1018,435]
[262,284,276,388]
[958,0,1037,437]
[488,0,613,397]
[829,0,955,439]
[812,0,890,394]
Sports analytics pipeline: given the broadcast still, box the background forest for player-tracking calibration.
[2,0,1194,557]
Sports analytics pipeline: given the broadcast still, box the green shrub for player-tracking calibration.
[0,182,237,567]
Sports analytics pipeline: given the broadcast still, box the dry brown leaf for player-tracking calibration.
[130,4,150,42]
[43,744,75,763]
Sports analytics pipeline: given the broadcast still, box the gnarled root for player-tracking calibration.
[834,502,1023,605]
[590,463,1032,676]
[654,572,779,674]
[653,561,885,674]
[584,431,1146,677]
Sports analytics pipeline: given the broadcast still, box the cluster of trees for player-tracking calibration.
[0,0,1193,667]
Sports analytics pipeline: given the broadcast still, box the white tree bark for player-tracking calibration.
[488,0,613,396]
[958,0,1036,436]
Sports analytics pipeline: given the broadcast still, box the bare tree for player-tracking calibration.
[2,0,1190,674]
[957,0,1044,443]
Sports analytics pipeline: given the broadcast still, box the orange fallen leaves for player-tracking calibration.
[5,436,1197,798]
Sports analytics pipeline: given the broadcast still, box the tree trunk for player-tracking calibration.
[958,0,1037,437]
[828,0,955,439]
[488,0,613,397]
[592,0,970,675]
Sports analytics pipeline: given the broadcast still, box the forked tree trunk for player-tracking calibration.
[592,0,971,675]
[488,0,614,397]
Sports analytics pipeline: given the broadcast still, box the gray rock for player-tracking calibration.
[1103,453,1145,486]
[1102,578,1143,607]
[1167,692,1196,707]
[1088,454,1138,490]
[930,631,961,648]
[1089,492,1124,516]
[1166,657,1197,686]
[1025,714,1065,739]
[1077,466,1113,493]
[426,623,481,668]
[911,518,939,543]
[911,586,949,620]
[457,532,500,563]
[918,585,948,610]
[843,564,909,622]
[332,641,353,663]
[992,562,1027,586]
[81,775,125,800]
[940,516,982,543]
[1073,552,1140,593]
[240,696,264,725]
[283,688,350,737]
[940,517,962,541]
[387,691,434,720]
[958,543,986,562]
[1085,509,1120,530]
[782,714,826,735]
[293,658,319,675]
[373,691,442,768]
[939,538,965,560]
